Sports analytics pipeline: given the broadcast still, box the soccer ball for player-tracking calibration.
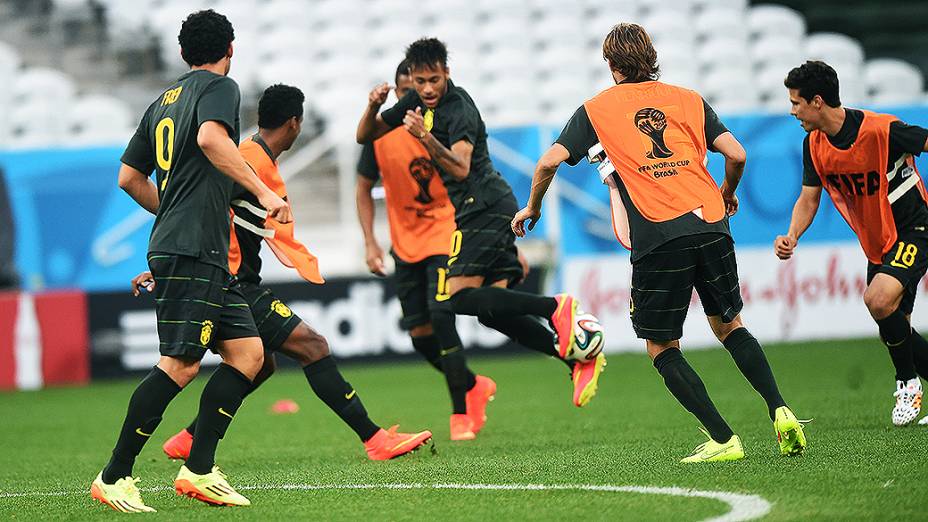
[569,313,604,362]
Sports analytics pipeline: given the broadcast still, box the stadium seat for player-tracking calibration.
[642,8,695,47]
[693,0,747,12]
[694,7,748,42]
[13,68,76,106]
[701,65,759,114]
[0,41,21,78]
[66,95,134,146]
[9,100,69,149]
[698,36,751,73]
[751,35,805,71]
[747,5,805,41]
[805,33,865,72]
[259,0,314,31]
[864,58,925,105]
[531,14,587,49]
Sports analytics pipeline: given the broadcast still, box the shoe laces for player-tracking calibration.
[211,466,229,482]
[115,477,144,503]
[690,427,712,453]
[384,425,400,440]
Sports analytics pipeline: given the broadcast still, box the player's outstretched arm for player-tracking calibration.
[403,107,472,181]
[713,132,747,216]
[197,121,292,223]
[512,143,569,237]
[355,175,386,276]
[356,83,393,143]
[117,163,159,214]
[775,185,822,260]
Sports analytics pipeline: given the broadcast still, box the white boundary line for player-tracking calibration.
[0,482,772,522]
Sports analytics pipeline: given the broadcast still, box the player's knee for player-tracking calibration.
[709,315,744,342]
[158,356,200,387]
[863,288,897,319]
[233,347,265,381]
[286,324,331,365]
[252,351,277,387]
[646,340,679,361]
[409,323,434,337]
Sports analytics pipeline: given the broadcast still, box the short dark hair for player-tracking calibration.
[258,84,304,129]
[784,61,841,107]
[178,10,234,67]
[405,38,448,72]
[394,58,411,85]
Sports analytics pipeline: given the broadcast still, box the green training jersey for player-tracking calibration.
[121,69,241,270]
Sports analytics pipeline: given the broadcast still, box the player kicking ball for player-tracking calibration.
[91,10,291,511]
[777,61,928,426]
[356,60,496,441]
[514,23,807,462]
[357,39,606,418]
[145,84,433,462]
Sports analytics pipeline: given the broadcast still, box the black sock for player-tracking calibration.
[450,287,557,320]
[723,328,787,420]
[479,314,574,369]
[186,379,260,437]
[429,310,477,414]
[102,367,181,484]
[910,328,928,379]
[304,356,380,442]
[653,348,734,443]
[186,364,252,474]
[411,334,443,372]
[876,311,917,381]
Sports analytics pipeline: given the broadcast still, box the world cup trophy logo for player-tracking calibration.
[635,108,674,159]
[409,157,437,204]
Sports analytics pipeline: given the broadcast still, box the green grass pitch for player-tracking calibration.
[1,338,926,520]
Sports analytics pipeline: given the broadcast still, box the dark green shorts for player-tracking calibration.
[148,254,259,359]
[239,281,302,352]
[867,226,928,316]
[392,253,453,330]
[446,192,522,288]
[630,233,742,341]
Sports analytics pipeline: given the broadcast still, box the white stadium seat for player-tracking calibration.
[694,7,748,42]
[642,8,695,48]
[865,58,925,105]
[698,36,751,73]
[748,5,805,40]
[66,95,135,146]
[0,41,21,78]
[701,65,759,114]
[751,35,805,71]
[13,67,76,106]
[805,33,864,71]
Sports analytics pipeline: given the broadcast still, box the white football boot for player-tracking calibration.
[892,378,923,426]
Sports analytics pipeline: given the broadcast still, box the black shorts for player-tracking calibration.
[446,193,522,287]
[239,281,303,351]
[393,253,453,330]
[630,233,743,341]
[148,254,259,360]
[866,227,928,316]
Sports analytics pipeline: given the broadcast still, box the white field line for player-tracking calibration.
[0,482,772,522]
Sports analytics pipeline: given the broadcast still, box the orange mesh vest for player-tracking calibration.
[807,111,915,264]
[373,127,456,263]
[584,82,725,242]
[228,138,324,284]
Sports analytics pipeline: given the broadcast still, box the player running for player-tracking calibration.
[513,23,807,462]
[356,60,494,441]
[776,60,928,426]
[91,10,290,511]
[150,84,432,461]
[356,38,606,412]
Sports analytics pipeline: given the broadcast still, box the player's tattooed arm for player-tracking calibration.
[404,107,472,180]
[512,143,570,237]
[117,163,159,214]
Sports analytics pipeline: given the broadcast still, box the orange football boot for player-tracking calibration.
[364,425,433,460]
[571,352,606,407]
[162,429,193,460]
[450,414,476,441]
[466,375,496,433]
[550,294,579,359]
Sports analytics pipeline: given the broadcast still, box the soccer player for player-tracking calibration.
[356,38,606,411]
[776,60,928,426]
[356,60,494,441]
[151,84,433,460]
[91,10,290,511]
[513,23,807,462]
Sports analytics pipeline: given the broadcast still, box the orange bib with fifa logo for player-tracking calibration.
[808,110,927,264]
[373,127,456,263]
[584,82,725,239]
